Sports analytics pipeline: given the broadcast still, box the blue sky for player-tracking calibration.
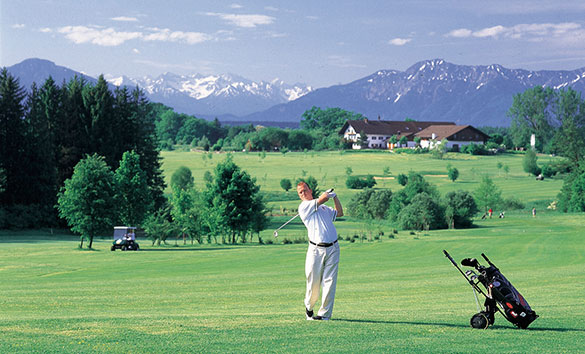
[2,0,585,87]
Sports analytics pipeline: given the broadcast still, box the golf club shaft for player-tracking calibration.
[275,214,299,231]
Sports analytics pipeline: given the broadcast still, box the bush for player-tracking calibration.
[398,192,446,230]
[541,164,555,178]
[345,175,376,189]
[501,197,525,210]
[461,143,488,155]
[397,173,408,186]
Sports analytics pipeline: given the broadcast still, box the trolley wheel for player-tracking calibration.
[470,312,489,329]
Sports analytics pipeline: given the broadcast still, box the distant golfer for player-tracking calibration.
[297,182,343,321]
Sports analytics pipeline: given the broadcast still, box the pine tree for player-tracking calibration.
[115,151,153,226]
[0,68,27,206]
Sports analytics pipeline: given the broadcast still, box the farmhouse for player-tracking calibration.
[338,119,489,150]
[415,125,490,151]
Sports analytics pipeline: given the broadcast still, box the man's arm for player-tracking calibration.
[317,192,343,217]
[333,196,343,217]
[317,192,329,206]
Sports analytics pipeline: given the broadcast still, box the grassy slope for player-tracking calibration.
[1,151,582,353]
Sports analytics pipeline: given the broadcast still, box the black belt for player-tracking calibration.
[309,240,338,247]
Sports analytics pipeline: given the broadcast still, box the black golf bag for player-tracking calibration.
[444,250,538,329]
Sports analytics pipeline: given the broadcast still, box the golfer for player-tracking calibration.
[297,182,343,321]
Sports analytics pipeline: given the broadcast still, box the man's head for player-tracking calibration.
[297,182,313,201]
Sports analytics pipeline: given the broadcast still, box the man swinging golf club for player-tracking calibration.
[297,182,343,321]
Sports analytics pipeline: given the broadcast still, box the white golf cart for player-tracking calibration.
[111,226,140,251]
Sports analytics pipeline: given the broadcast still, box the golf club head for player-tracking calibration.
[461,258,479,268]
[273,230,278,238]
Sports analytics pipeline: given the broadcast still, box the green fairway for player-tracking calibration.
[1,212,585,353]
[2,151,583,353]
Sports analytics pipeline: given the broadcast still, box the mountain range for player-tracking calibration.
[7,58,585,127]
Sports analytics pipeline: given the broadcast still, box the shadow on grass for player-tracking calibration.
[334,318,585,332]
[139,247,235,252]
[334,318,468,329]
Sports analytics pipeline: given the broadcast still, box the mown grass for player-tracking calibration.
[1,150,582,353]
[1,212,584,353]
[162,150,563,242]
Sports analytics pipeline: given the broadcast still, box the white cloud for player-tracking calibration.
[446,22,583,41]
[111,16,139,22]
[473,25,506,38]
[12,24,25,29]
[265,6,279,12]
[58,26,142,46]
[39,27,52,33]
[447,28,473,38]
[389,38,411,46]
[230,4,243,9]
[133,48,140,54]
[205,12,275,28]
[143,28,210,44]
[57,25,212,46]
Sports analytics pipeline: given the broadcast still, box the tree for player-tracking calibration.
[399,135,408,147]
[0,68,27,206]
[523,149,541,176]
[57,154,117,248]
[296,176,319,199]
[444,190,478,229]
[431,138,448,159]
[551,88,585,166]
[83,75,118,166]
[204,155,267,243]
[115,151,153,226]
[397,173,408,186]
[474,175,502,214]
[300,106,365,132]
[170,186,203,244]
[358,130,369,148]
[280,178,292,192]
[346,189,376,219]
[398,192,446,230]
[508,86,556,150]
[171,166,194,191]
[448,167,459,182]
[143,209,173,246]
[557,166,585,212]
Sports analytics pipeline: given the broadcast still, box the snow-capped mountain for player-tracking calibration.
[7,58,585,127]
[106,72,313,117]
[242,59,585,126]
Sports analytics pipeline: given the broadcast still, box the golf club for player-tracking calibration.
[273,214,299,238]
[273,188,335,237]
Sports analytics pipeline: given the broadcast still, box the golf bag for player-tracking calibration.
[443,250,538,329]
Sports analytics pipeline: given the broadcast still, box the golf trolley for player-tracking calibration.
[443,250,538,329]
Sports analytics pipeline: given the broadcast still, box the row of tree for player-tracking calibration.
[155,106,363,152]
[0,70,165,228]
[144,155,268,246]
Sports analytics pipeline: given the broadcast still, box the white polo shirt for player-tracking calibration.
[298,199,338,244]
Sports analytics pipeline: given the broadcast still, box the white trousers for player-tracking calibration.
[304,242,340,318]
